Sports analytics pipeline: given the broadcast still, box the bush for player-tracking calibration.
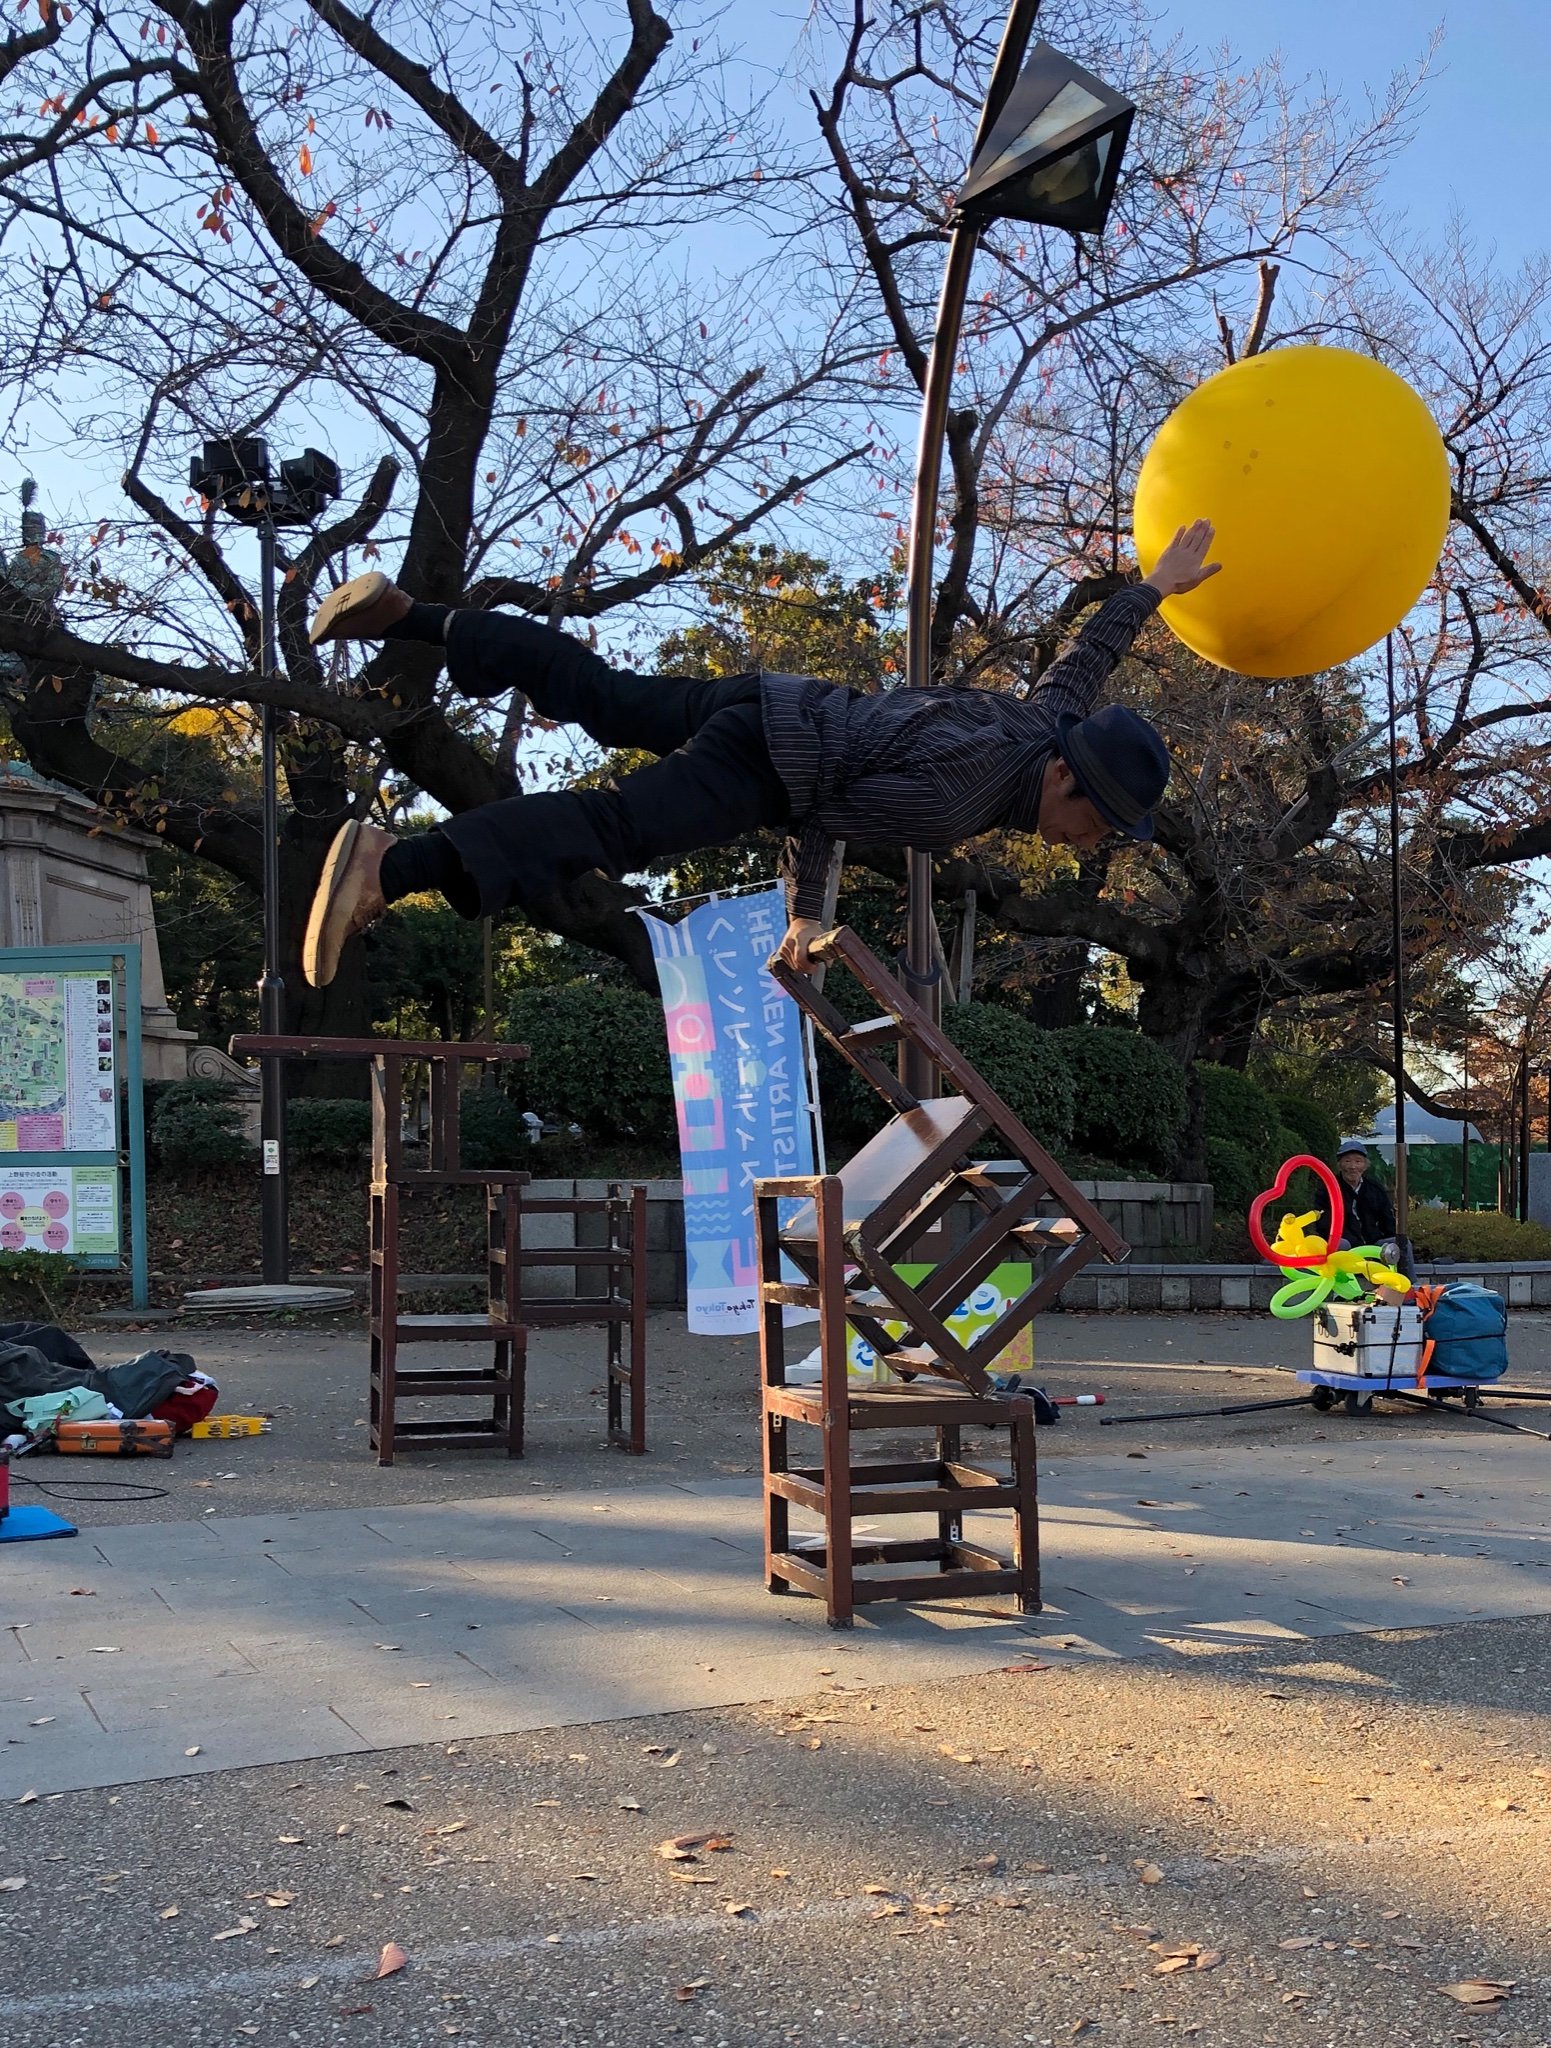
[1408,1209,1551,1263]
[506,984,675,1145]
[151,1077,253,1167]
[1196,1063,1281,1169]
[1204,1135,1260,1216]
[287,1098,372,1164]
[1270,1092,1340,1167]
[459,1090,531,1170]
[941,1002,1074,1152]
[1051,1027,1186,1174]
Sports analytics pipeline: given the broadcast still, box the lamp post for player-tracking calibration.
[188,437,341,1283]
[1384,633,1411,1244]
[899,7,1136,1095]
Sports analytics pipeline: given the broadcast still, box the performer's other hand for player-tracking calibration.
[776,917,825,974]
[1142,517,1222,597]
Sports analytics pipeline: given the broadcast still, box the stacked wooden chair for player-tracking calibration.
[756,928,1129,1626]
[231,1036,646,1463]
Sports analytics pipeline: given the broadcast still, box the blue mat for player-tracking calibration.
[0,1504,78,1542]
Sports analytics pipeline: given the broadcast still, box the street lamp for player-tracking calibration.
[900,8,1136,1096]
[189,436,341,1283]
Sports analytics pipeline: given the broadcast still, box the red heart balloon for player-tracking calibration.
[1247,1153,1344,1269]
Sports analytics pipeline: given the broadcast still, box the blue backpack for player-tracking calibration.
[1423,1282,1508,1382]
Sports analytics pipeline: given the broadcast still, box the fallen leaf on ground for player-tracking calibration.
[1278,1937,1319,1950]
[1194,1950,1225,1971]
[90,1646,121,1654]
[1002,1662,1051,1674]
[433,1820,468,1837]
[1137,1865,1165,1886]
[1182,1788,1213,1803]
[724,1900,754,1917]
[212,1917,258,1941]
[670,1872,717,1885]
[277,1835,305,1846]
[158,1905,179,1920]
[937,1746,977,1764]
[653,1752,682,1768]
[1438,1980,1514,2006]
[1154,1958,1193,1975]
[1489,1798,1521,1813]
[184,1745,201,1758]
[617,1799,642,1812]
[15,1792,37,1806]
[28,1717,54,1728]
[674,1980,711,2002]
[265,1892,296,1908]
[298,1975,320,1991]
[0,1877,26,1892]
[868,1901,906,1918]
[568,1873,601,1882]
[382,1798,413,1812]
[375,1942,408,1979]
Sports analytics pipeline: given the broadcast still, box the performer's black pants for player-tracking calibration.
[428,610,789,919]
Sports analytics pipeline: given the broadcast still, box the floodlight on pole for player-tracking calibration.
[189,435,340,1284]
[899,10,1135,1098]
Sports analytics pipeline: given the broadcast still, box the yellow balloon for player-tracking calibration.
[1134,346,1450,677]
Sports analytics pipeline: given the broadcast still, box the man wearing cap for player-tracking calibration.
[299,522,1220,986]
[1325,1139,1403,1266]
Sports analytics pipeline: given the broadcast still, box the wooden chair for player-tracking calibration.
[756,1175,1039,1627]
[232,1036,529,1465]
[752,926,1131,1624]
[490,1182,649,1455]
[766,926,1128,1395]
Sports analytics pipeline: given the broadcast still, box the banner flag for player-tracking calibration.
[640,887,816,1334]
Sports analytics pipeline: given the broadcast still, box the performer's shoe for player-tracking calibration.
[308,572,412,646]
[303,820,396,988]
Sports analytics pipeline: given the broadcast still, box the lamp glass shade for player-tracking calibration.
[958,41,1134,233]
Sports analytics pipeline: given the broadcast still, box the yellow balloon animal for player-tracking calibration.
[1134,346,1449,678]
[1265,1209,1411,1320]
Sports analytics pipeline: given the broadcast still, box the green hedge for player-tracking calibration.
[506,985,676,1145]
[1051,1026,1185,1174]
[151,1078,253,1167]
[942,1003,1074,1152]
[1408,1209,1551,1262]
[287,1098,372,1163]
[1270,1092,1340,1168]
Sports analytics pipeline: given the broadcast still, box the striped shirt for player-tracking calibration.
[761,583,1163,918]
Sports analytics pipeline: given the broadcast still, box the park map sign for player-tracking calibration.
[0,969,119,1255]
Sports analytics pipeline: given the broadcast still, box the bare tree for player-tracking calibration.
[0,0,868,1028]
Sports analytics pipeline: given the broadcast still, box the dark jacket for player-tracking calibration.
[760,584,1162,916]
[1321,1173,1397,1249]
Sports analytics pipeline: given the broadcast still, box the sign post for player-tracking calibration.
[0,943,148,1308]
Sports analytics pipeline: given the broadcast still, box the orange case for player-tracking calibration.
[54,1419,175,1458]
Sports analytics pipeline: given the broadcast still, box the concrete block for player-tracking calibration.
[1531,1272,1551,1305]
[1093,1272,1129,1311]
[1126,1273,1161,1310]
[1190,1275,1221,1309]
[1161,1275,1192,1309]
[1060,1275,1097,1308]
[1509,1272,1533,1306]
[1220,1277,1251,1309]
[646,1251,684,1306]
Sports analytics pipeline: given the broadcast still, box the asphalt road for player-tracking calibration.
[4,1613,1550,2047]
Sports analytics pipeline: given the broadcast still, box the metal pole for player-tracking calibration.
[257,512,289,1284]
[1521,1047,1532,1221]
[1385,634,1408,1240]
[900,0,1042,1099]
[1461,1035,1470,1210]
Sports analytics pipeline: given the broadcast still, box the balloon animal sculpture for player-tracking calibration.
[1247,1154,1411,1321]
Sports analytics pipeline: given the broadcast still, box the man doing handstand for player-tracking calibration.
[301,520,1220,987]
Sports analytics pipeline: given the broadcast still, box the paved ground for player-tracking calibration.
[5,1312,1551,2044]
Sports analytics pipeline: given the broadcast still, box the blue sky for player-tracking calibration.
[1163,0,1545,266]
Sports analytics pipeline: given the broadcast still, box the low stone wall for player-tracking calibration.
[1057,1260,1551,1312]
[520,1175,1215,1307]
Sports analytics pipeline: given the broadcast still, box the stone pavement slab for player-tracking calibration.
[7,1432,1551,1796]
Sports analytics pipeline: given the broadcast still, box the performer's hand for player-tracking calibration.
[776,917,825,974]
[1142,518,1222,597]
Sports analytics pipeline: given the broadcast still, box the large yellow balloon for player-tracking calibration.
[1133,346,1450,677]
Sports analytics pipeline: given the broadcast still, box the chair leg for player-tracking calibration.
[628,1183,648,1454]
[1010,1408,1041,1613]
[372,1184,400,1468]
[936,1421,963,1566]
[816,1178,854,1628]
[756,1189,791,1592]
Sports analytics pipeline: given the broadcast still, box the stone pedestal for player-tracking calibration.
[0,761,197,1080]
